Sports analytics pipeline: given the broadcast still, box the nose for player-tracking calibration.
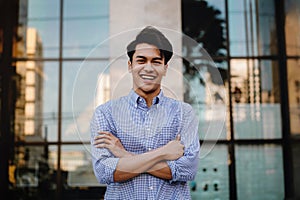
[144,62,154,72]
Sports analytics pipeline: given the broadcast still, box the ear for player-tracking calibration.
[163,64,168,76]
[128,60,132,73]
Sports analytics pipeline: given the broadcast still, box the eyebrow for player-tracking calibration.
[135,56,146,60]
[135,55,163,60]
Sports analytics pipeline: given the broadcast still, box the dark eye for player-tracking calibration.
[152,61,162,65]
[136,59,145,64]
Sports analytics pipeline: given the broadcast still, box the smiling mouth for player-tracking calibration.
[140,74,156,80]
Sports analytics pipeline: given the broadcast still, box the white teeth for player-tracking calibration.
[140,75,155,80]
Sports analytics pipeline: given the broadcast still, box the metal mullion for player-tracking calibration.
[55,0,64,199]
[274,0,295,198]
[200,138,283,145]
[0,0,19,197]
[13,57,110,62]
[286,55,300,60]
[230,55,278,59]
[225,0,237,199]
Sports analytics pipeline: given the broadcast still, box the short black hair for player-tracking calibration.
[126,26,173,65]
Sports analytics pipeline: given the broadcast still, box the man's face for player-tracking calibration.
[128,43,168,96]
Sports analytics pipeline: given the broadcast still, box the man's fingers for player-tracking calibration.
[95,134,111,140]
[98,131,111,135]
[175,134,181,141]
[94,138,110,146]
[94,143,106,148]
[98,131,119,140]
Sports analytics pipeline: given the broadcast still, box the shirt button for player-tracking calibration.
[148,148,152,151]
[149,186,153,190]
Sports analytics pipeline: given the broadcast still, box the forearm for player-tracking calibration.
[114,147,165,182]
[114,154,172,180]
[114,152,172,180]
[147,161,172,180]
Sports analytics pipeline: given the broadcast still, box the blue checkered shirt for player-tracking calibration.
[91,89,200,200]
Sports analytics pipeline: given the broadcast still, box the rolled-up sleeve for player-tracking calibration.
[167,104,200,183]
[90,106,119,184]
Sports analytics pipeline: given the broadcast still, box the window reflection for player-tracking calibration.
[63,0,109,58]
[190,145,229,200]
[16,0,60,58]
[60,145,101,187]
[8,0,294,198]
[15,61,59,142]
[182,59,228,140]
[182,0,227,57]
[231,59,281,139]
[229,0,277,56]
[292,143,300,197]
[285,0,300,56]
[14,27,44,134]
[62,61,109,142]
[12,145,57,199]
[287,60,300,136]
[236,145,284,199]
[182,0,229,140]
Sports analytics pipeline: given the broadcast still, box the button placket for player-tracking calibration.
[144,109,151,133]
[147,179,156,200]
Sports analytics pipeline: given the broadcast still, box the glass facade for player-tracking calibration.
[0,0,299,199]
[181,0,298,199]
[1,0,109,199]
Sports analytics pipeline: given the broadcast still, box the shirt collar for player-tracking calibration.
[129,89,164,107]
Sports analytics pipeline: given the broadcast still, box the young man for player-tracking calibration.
[90,26,200,199]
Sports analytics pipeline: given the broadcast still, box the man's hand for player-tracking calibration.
[160,134,184,161]
[94,131,133,158]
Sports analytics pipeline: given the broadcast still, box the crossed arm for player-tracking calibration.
[91,104,200,184]
[93,131,184,182]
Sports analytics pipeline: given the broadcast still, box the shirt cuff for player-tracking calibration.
[166,160,177,183]
[102,157,120,183]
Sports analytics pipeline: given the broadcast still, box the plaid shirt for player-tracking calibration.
[90,89,200,200]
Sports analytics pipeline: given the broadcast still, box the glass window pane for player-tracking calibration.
[63,0,109,58]
[17,0,60,58]
[231,59,281,139]
[285,0,300,56]
[228,1,247,56]
[62,61,109,142]
[235,145,284,199]
[229,0,277,56]
[15,61,59,142]
[292,143,300,198]
[11,145,57,199]
[183,59,229,140]
[181,0,229,140]
[61,145,101,186]
[190,145,229,200]
[287,59,300,136]
[182,0,227,57]
[43,62,59,142]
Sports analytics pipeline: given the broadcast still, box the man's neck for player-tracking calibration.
[134,88,160,107]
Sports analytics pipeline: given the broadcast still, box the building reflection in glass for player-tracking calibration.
[231,59,281,139]
[4,0,299,199]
